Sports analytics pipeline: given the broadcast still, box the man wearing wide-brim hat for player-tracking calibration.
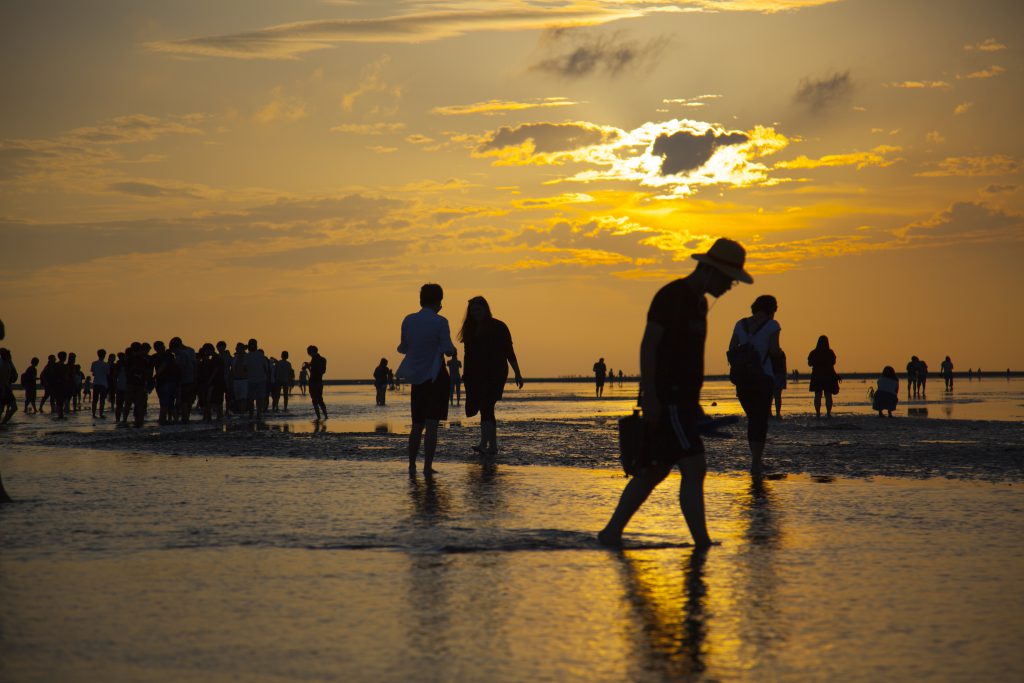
[599,238,752,549]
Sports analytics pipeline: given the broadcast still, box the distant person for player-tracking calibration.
[728,294,783,473]
[387,367,395,391]
[230,343,248,413]
[917,358,929,397]
[772,350,788,419]
[123,342,151,427]
[618,369,624,387]
[37,355,56,413]
[90,349,109,418]
[593,357,607,397]
[792,368,800,383]
[1008,368,1012,380]
[906,356,920,398]
[968,368,973,381]
[373,358,390,406]
[21,357,39,413]
[0,348,17,424]
[459,295,524,455]
[299,364,308,396]
[447,351,463,405]
[599,237,753,549]
[271,351,294,411]
[152,341,179,425]
[941,356,954,391]
[872,366,899,417]
[397,283,456,475]
[807,335,839,418]
[50,351,70,419]
[307,345,327,420]
[170,337,198,423]
[245,339,269,420]
[83,376,92,403]
[197,343,225,422]
[0,320,10,503]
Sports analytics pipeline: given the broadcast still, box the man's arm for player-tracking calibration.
[440,319,456,357]
[397,318,409,354]
[639,320,664,425]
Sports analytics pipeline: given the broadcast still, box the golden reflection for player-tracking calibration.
[407,475,451,526]
[616,548,709,680]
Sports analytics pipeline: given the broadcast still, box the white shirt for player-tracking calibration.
[397,307,456,385]
[733,318,781,377]
[91,359,110,387]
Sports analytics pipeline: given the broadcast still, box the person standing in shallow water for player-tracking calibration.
[447,351,463,406]
[373,358,390,406]
[599,238,753,549]
[941,356,954,392]
[593,357,607,397]
[807,336,838,418]
[306,346,327,420]
[397,283,456,475]
[459,295,524,455]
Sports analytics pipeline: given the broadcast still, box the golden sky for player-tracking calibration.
[2,0,1022,377]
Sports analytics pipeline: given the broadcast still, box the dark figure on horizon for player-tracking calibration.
[459,295,524,456]
[807,336,839,418]
[90,349,109,418]
[873,366,899,417]
[21,357,39,413]
[599,238,753,549]
[0,319,11,503]
[447,351,462,405]
[941,356,954,392]
[374,358,390,406]
[728,294,783,474]
[593,357,607,397]
[397,283,456,475]
[197,343,226,422]
[152,340,179,425]
[307,345,327,420]
[618,369,624,387]
[124,342,151,427]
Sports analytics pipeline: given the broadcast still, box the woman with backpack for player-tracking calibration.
[727,294,783,475]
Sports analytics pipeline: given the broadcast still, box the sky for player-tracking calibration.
[2,0,1022,378]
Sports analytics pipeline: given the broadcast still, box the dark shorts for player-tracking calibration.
[411,370,450,424]
[642,404,705,467]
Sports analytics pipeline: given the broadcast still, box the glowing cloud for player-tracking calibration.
[915,155,1019,177]
[964,38,1006,52]
[884,80,951,89]
[775,145,903,170]
[432,98,579,116]
[964,65,1005,79]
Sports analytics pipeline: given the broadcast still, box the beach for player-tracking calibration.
[2,380,1024,681]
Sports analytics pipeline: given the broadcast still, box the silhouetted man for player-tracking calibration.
[397,283,456,475]
[373,358,390,406]
[272,350,294,411]
[599,238,752,549]
[90,349,109,418]
[593,357,607,397]
[0,319,10,503]
[307,345,327,419]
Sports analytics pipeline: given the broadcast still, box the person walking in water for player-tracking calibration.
[593,357,607,397]
[90,349,110,418]
[21,357,39,414]
[447,351,463,406]
[906,356,920,398]
[397,283,456,475]
[459,295,524,456]
[306,346,327,420]
[941,356,954,392]
[808,336,839,418]
[373,358,390,406]
[599,238,752,549]
[728,294,783,474]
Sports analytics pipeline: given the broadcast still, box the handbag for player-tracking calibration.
[618,392,644,477]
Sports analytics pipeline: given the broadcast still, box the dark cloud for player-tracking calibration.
[904,201,1022,239]
[651,129,748,175]
[530,28,669,79]
[108,182,203,199]
[478,122,618,154]
[793,71,853,111]
[982,184,1017,195]
[228,240,405,269]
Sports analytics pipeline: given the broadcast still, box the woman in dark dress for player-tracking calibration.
[807,335,839,417]
[459,296,524,455]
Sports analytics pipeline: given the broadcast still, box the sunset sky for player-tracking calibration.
[2,0,1022,378]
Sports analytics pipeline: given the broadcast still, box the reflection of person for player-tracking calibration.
[807,336,838,418]
[599,238,752,549]
[593,358,607,397]
[397,283,456,475]
[447,351,462,405]
[459,296,523,455]
[728,294,783,474]
[373,358,389,406]
[872,366,899,417]
[940,356,954,392]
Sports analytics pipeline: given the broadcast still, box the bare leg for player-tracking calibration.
[749,440,765,475]
[0,470,11,503]
[423,419,439,474]
[408,422,424,471]
[678,456,711,548]
[813,390,822,417]
[825,393,833,417]
[598,461,672,546]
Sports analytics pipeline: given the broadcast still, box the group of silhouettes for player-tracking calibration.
[0,339,329,427]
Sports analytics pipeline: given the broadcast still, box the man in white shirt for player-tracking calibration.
[397,283,456,475]
[90,349,110,418]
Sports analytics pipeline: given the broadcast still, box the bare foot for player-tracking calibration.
[597,529,623,548]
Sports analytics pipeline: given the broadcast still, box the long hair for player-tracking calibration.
[458,296,493,343]
[815,335,830,351]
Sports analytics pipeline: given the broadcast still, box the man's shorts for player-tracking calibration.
[411,369,450,423]
[642,404,705,467]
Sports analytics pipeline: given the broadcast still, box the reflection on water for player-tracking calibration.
[908,407,929,417]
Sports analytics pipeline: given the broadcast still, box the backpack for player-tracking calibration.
[727,319,768,387]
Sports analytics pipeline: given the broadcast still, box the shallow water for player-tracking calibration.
[2,449,1023,682]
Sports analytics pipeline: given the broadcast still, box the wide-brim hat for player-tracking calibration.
[691,237,753,284]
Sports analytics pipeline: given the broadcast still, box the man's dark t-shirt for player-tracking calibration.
[309,356,326,384]
[646,277,707,412]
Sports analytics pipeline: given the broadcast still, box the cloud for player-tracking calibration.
[964,65,1005,79]
[662,94,722,109]
[329,122,407,135]
[651,129,748,175]
[954,101,973,115]
[964,38,1006,52]
[981,184,1017,195]
[341,57,401,113]
[475,121,621,163]
[431,97,579,116]
[901,201,1023,240]
[253,86,308,124]
[107,181,205,199]
[925,130,945,144]
[793,71,853,111]
[915,155,1019,177]
[884,80,951,89]
[774,145,902,170]
[529,28,669,79]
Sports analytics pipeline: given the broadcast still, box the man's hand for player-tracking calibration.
[514,373,524,389]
